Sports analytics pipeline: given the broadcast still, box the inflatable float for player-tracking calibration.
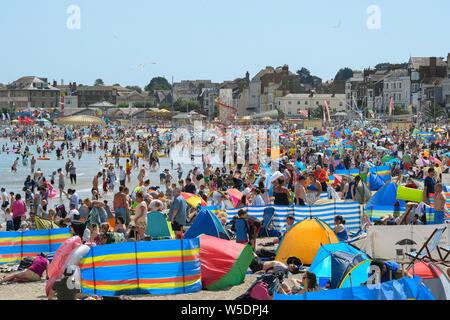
[38,157,51,160]
[46,236,82,297]
[396,185,423,203]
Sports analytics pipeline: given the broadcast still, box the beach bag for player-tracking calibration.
[250,281,271,300]
[249,274,280,300]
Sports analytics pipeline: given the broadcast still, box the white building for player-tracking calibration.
[383,69,411,111]
[276,93,346,117]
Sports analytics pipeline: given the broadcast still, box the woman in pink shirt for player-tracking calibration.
[0,253,48,283]
[12,194,27,231]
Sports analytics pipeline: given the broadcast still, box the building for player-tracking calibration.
[345,71,364,113]
[443,55,450,112]
[409,56,448,112]
[116,90,155,107]
[218,73,250,117]
[276,93,346,117]
[249,65,302,114]
[172,80,218,102]
[0,76,60,109]
[199,87,219,118]
[383,69,411,111]
[76,85,118,108]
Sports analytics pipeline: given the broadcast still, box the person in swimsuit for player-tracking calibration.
[273,177,291,206]
[0,253,48,283]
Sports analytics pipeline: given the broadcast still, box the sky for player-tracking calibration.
[0,0,449,87]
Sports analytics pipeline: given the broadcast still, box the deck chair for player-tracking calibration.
[439,245,450,262]
[259,207,277,238]
[145,212,175,240]
[406,226,448,268]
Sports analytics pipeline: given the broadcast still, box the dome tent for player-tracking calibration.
[184,209,230,240]
[275,218,339,265]
[309,243,371,289]
[407,262,450,300]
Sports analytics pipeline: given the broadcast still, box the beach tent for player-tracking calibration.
[145,212,175,240]
[184,209,230,240]
[407,262,450,300]
[275,218,339,265]
[365,182,406,211]
[274,276,435,300]
[368,173,385,191]
[199,235,253,291]
[309,243,371,289]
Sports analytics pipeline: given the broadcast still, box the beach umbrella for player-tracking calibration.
[181,192,207,207]
[431,157,442,166]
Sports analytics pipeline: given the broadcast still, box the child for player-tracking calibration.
[5,208,14,231]
[114,216,127,236]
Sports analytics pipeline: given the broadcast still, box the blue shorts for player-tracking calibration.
[434,211,445,224]
[6,220,14,231]
[115,207,127,222]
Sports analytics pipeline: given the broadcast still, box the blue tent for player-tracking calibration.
[368,173,385,191]
[365,182,405,211]
[184,210,230,240]
[274,276,435,300]
[310,243,371,288]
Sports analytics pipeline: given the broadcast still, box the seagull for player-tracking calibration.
[332,20,342,29]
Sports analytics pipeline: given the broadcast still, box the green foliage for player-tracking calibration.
[174,99,200,112]
[334,68,354,82]
[145,77,172,93]
[125,85,143,93]
[94,79,105,86]
[309,105,324,119]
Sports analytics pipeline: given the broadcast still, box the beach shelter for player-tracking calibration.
[184,209,230,240]
[145,212,175,240]
[407,262,450,300]
[309,243,371,288]
[274,276,435,300]
[275,218,339,265]
[366,182,406,211]
[368,173,385,191]
[199,235,253,291]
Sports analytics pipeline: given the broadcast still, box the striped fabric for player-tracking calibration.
[335,169,359,176]
[0,228,71,265]
[294,202,361,232]
[364,205,402,220]
[369,166,392,182]
[80,239,202,296]
[226,202,362,232]
[428,193,450,211]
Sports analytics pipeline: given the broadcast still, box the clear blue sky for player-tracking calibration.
[0,0,448,87]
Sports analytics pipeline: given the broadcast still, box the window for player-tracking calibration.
[393,83,396,89]
[339,102,343,106]
[278,101,281,106]
[398,93,401,100]
[288,101,292,105]
[316,101,319,105]
[399,82,402,89]
[297,101,300,105]
[305,101,308,105]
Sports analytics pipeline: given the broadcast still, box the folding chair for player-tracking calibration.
[259,207,277,238]
[439,245,450,261]
[406,226,448,268]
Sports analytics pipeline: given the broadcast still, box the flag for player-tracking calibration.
[389,97,394,116]
[2,113,5,121]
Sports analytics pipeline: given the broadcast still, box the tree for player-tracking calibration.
[145,77,172,93]
[94,79,105,86]
[125,85,143,93]
[174,99,200,113]
[334,68,354,82]
[112,83,121,87]
[309,105,324,119]
[297,67,322,88]
[421,102,447,123]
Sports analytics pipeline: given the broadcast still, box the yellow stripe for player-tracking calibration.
[80,248,200,264]
[0,233,70,243]
[81,278,200,291]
